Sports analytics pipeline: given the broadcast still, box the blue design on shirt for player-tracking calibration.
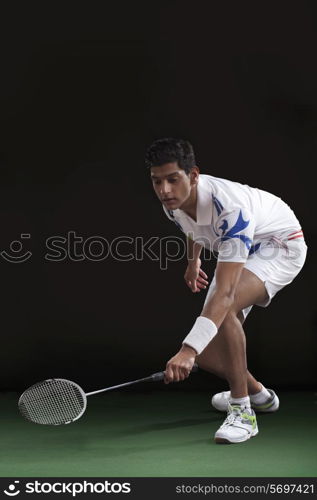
[220,210,253,250]
[249,242,261,255]
[212,195,224,216]
[219,219,228,234]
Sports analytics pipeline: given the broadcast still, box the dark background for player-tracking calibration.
[0,2,316,392]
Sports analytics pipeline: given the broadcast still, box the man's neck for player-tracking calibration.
[180,186,197,222]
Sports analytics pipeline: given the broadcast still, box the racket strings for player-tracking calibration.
[19,379,86,425]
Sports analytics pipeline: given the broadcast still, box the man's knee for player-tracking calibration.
[221,309,244,329]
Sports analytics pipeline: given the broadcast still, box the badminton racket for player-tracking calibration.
[18,363,198,426]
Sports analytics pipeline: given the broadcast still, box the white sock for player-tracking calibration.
[229,396,251,408]
[250,384,271,404]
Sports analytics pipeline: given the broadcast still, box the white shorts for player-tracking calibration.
[204,237,308,320]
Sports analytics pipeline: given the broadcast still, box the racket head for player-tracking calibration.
[18,378,87,426]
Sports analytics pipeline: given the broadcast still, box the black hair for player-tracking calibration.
[145,138,196,174]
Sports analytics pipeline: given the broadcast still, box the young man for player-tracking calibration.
[145,137,307,444]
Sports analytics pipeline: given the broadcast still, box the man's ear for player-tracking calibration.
[190,166,200,185]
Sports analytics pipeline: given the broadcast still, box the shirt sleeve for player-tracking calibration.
[213,207,255,263]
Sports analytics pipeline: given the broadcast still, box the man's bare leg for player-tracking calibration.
[196,268,269,397]
[196,315,262,395]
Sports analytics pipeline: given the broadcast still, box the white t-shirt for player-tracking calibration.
[163,174,302,263]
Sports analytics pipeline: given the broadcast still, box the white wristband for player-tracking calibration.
[182,316,218,355]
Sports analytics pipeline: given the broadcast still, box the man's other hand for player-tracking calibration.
[184,258,209,293]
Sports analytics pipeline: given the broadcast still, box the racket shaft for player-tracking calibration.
[86,376,155,396]
[85,364,198,397]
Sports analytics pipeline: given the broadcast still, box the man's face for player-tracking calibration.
[150,162,198,210]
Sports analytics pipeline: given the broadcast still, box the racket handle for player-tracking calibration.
[150,362,199,382]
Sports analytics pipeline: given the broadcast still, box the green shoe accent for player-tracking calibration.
[252,399,274,410]
[241,412,257,429]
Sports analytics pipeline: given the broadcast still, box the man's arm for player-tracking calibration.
[184,236,208,293]
[186,235,202,263]
[165,261,244,383]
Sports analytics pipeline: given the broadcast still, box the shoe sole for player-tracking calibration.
[214,428,259,444]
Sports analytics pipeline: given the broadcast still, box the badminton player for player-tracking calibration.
[145,138,307,444]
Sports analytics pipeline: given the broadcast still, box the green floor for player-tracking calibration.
[0,389,316,477]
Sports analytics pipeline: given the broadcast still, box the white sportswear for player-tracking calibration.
[182,316,218,355]
[163,174,303,263]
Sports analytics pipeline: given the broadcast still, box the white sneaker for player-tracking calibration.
[211,389,279,413]
[214,404,258,444]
